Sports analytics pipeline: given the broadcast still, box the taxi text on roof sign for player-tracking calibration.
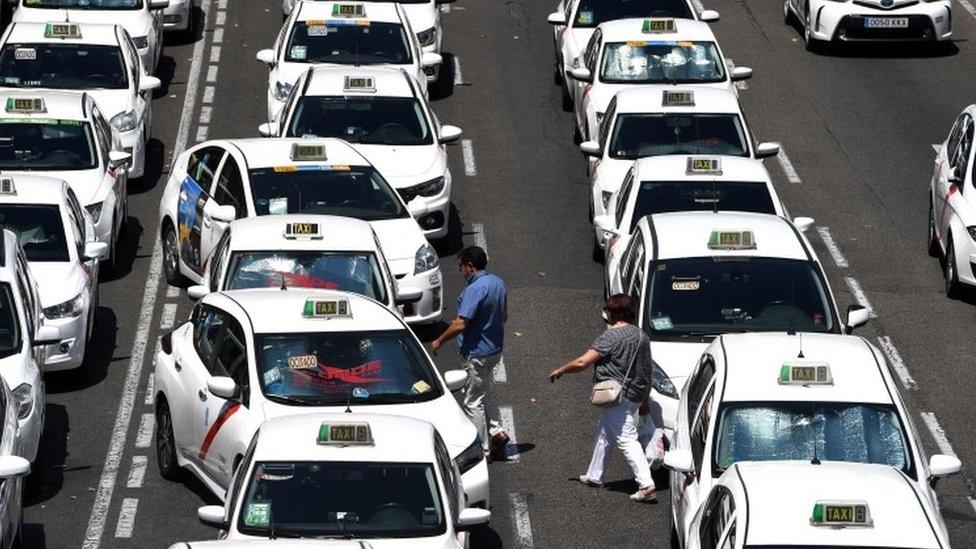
[642,18,676,33]
[687,157,722,175]
[0,178,13,195]
[778,362,833,385]
[344,76,376,93]
[317,421,374,446]
[290,142,328,162]
[44,23,82,39]
[332,3,366,17]
[5,98,45,114]
[284,222,323,240]
[707,229,755,250]
[303,297,351,318]
[811,501,872,527]
[662,90,694,107]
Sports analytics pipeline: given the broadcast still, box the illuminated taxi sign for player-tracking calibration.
[44,23,81,39]
[284,222,322,240]
[811,501,872,527]
[779,362,833,385]
[662,90,694,107]
[332,3,366,17]
[303,297,350,318]
[5,97,45,114]
[0,178,14,195]
[344,76,376,93]
[642,18,676,33]
[687,157,722,175]
[707,229,755,250]
[317,421,373,446]
[290,142,327,162]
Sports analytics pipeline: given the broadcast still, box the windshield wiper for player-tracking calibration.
[264,394,327,406]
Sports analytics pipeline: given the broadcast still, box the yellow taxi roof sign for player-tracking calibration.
[778,362,833,386]
[284,222,322,240]
[687,157,721,175]
[303,297,351,318]
[5,97,45,114]
[44,22,81,39]
[811,500,872,527]
[290,142,328,162]
[332,3,366,17]
[317,421,373,446]
[707,229,755,251]
[642,18,676,33]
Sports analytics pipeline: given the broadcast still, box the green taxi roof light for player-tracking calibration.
[317,422,331,443]
[811,503,825,523]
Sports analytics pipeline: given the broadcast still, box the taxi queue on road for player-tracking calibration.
[0,0,968,546]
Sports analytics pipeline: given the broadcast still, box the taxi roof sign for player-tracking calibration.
[5,97,45,114]
[44,23,81,39]
[303,297,350,319]
[344,75,376,93]
[662,90,694,107]
[779,362,833,386]
[284,222,322,240]
[811,500,872,528]
[642,18,676,33]
[290,142,327,162]
[687,157,722,175]
[317,421,374,446]
[0,178,14,195]
[332,3,366,17]
[707,229,755,251]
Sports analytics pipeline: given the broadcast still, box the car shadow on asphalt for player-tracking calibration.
[45,305,117,393]
[429,52,458,101]
[164,5,207,48]
[23,403,69,508]
[469,525,504,548]
[432,203,465,259]
[129,138,167,197]
[784,19,960,58]
[98,217,146,283]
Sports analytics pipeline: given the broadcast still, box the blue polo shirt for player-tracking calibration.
[457,270,507,358]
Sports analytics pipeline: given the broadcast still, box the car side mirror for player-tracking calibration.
[547,11,567,25]
[0,456,30,479]
[443,369,468,392]
[149,0,169,9]
[395,285,423,306]
[421,52,443,68]
[207,203,236,223]
[109,150,132,169]
[456,507,491,531]
[197,505,228,529]
[256,49,276,65]
[207,376,239,400]
[664,448,694,473]
[568,67,592,83]
[140,76,162,92]
[755,142,780,159]
[730,66,753,81]
[792,216,815,233]
[579,140,601,157]
[929,454,961,485]
[845,304,870,334]
[700,9,720,21]
[258,122,275,137]
[187,285,210,301]
[33,325,62,347]
[84,241,110,261]
[439,125,463,144]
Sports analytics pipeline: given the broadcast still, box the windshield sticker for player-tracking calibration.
[263,367,283,386]
[651,316,673,330]
[307,25,330,37]
[244,503,271,527]
[672,279,700,291]
[14,48,36,61]
[577,10,593,24]
[268,197,288,215]
[290,46,307,60]
[411,380,431,394]
[288,354,318,370]
[2,77,20,85]
[177,176,207,274]
[422,507,439,525]
[291,360,392,393]
[0,118,82,125]
[352,387,369,398]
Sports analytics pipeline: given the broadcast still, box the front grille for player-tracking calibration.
[852,0,919,9]
[835,14,935,39]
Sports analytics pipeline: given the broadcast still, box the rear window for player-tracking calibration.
[629,180,775,232]
[574,0,694,27]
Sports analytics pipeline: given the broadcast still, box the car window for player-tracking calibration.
[14,252,34,343]
[686,355,715,421]
[186,146,225,191]
[0,205,70,262]
[212,315,250,403]
[690,382,714,476]
[0,284,21,359]
[615,167,634,228]
[226,430,260,523]
[210,228,231,291]
[193,305,226,367]
[434,432,460,522]
[65,189,89,243]
[213,156,247,213]
[947,113,968,162]
[598,97,616,147]
[958,120,974,193]
[0,43,129,90]
[91,106,113,163]
[699,486,735,549]
[621,231,644,293]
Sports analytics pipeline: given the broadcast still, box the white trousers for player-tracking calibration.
[461,354,503,450]
[585,399,654,489]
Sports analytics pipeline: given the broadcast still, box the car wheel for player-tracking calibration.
[24,464,42,497]
[592,235,604,264]
[804,10,819,52]
[945,237,962,298]
[104,218,118,276]
[783,0,793,23]
[561,80,573,112]
[553,54,562,86]
[928,199,941,257]
[162,223,185,286]
[155,401,183,481]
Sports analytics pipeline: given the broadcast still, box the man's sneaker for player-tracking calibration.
[578,475,603,488]
[489,431,510,459]
[630,486,657,502]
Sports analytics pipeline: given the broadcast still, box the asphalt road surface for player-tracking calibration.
[6,0,976,546]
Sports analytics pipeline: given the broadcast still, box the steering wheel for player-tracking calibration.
[371,122,411,140]
[650,9,675,16]
[40,149,77,160]
[337,199,368,209]
[367,503,418,525]
[756,301,812,326]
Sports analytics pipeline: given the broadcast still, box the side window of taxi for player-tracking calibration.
[193,305,224,365]
[686,354,716,420]
[213,156,247,213]
[615,167,634,228]
[186,147,225,192]
[65,189,88,243]
[14,253,35,342]
[581,29,599,69]
[959,118,975,190]
[212,315,250,402]
[209,229,232,291]
[91,107,114,163]
[586,31,602,74]
[226,430,260,521]
[64,200,85,259]
[598,97,616,147]
[563,0,574,25]
[690,383,715,476]
[122,32,140,90]
[698,486,736,549]
[620,231,644,292]
[947,113,968,162]
[434,433,461,523]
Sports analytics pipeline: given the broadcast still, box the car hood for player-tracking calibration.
[351,144,443,186]
[401,3,437,32]
[2,168,106,205]
[28,261,87,308]
[13,7,152,37]
[651,339,711,394]
[589,81,732,115]
[368,217,428,262]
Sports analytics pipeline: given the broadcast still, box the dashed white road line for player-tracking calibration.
[214,10,226,26]
[493,356,507,383]
[202,86,215,104]
[125,456,148,489]
[209,45,221,64]
[144,372,155,406]
[134,413,154,449]
[114,498,139,539]
[213,28,224,44]
[471,222,487,253]
[498,406,519,463]
[165,285,180,299]
[876,336,917,390]
[843,277,877,318]
[956,0,976,20]
[509,493,535,548]
[776,149,801,184]
[196,126,209,143]
[453,56,463,86]
[159,303,178,330]
[461,139,477,176]
[206,65,219,83]
[815,227,849,268]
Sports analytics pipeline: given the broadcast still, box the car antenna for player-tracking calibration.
[345,390,352,413]
[811,441,820,465]
[797,332,805,359]
[279,273,287,290]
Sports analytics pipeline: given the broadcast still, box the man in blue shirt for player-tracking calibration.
[432,246,509,458]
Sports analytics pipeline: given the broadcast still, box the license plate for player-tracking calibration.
[864,17,908,28]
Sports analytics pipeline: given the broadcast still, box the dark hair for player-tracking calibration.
[459,246,488,270]
[604,294,636,324]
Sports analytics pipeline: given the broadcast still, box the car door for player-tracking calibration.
[612,167,635,232]
[574,29,601,133]
[935,114,971,247]
[698,486,735,549]
[205,155,246,269]
[676,377,715,539]
[178,146,225,275]
[122,31,150,137]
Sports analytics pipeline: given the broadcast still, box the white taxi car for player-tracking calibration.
[157,138,443,322]
[0,174,107,372]
[604,212,870,436]
[665,332,959,548]
[0,92,132,270]
[683,461,950,549]
[0,22,162,180]
[785,0,950,51]
[153,290,489,508]
[0,372,36,547]
[260,66,462,240]
[10,0,168,73]
[566,18,751,144]
[547,0,715,110]
[163,0,193,35]
[180,413,489,545]
[256,1,442,121]
[185,214,428,323]
[592,155,785,258]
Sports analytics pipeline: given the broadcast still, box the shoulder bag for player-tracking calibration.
[590,333,640,408]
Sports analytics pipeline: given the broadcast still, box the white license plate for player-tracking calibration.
[864,17,909,28]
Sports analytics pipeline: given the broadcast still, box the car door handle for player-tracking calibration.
[174,360,182,372]
[198,389,207,402]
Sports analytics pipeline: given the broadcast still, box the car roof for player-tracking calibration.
[217,138,373,170]
[633,155,771,183]
[734,461,942,548]
[0,173,68,205]
[253,413,436,463]
[717,333,894,404]
[597,17,717,42]
[303,65,416,98]
[614,86,741,114]
[209,288,405,333]
[227,214,379,252]
[294,1,403,24]
[640,211,807,260]
[0,89,88,121]
[6,21,121,47]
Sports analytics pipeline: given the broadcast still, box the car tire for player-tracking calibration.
[592,236,604,264]
[669,516,680,549]
[783,0,793,24]
[945,237,962,299]
[929,199,941,257]
[553,54,562,86]
[104,218,118,276]
[155,401,183,481]
[162,223,186,287]
[24,464,43,497]
[804,11,820,52]
[561,81,573,112]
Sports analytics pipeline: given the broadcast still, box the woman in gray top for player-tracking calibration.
[548,294,656,502]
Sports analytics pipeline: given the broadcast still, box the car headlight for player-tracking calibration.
[414,243,439,274]
[110,110,137,133]
[86,202,104,224]
[454,437,484,474]
[417,27,437,47]
[132,35,149,49]
[652,360,678,399]
[11,383,32,420]
[601,191,613,210]
[273,81,294,102]
[400,177,445,203]
[43,294,84,320]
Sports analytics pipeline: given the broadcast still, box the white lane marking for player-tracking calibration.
[957,0,976,20]
[215,10,226,26]
[440,3,450,13]
[921,412,956,457]
[165,285,179,298]
[218,0,227,8]
[206,65,218,83]
[725,59,747,90]
[453,56,463,86]
[509,493,535,548]
[691,0,705,12]
[493,356,507,383]
[876,336,917,390]
[498,406,519,462]
[159,303,178,330]
[210,45,221,64]
[471,222,487,253]
[776,149,801,183]
[213,27,224,44]
[461,139,476,176]
[125,456,147,489]
[200,105,213,125]
[196,125,209,143]
[83,0,211,544]
[202,86,215,105]
[134,413,154,449]
[815,227,849,268]
[114,498,139,538]
[144,372,155,406]
[932,143,941,153]
[843,277,877,318]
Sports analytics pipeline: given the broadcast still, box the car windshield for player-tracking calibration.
[286,21,412,65]
[0,284,21,360]
[0,204,69,262]
[573,0,694,27]
[645,257,835,336]
[287,97,432,145]
[0,44,128,90]
[21,0,141,8]
[0,120,97,170]
[609,114,749,159]
[715,402,911,475]
[248,166,407,221]
[225,251,388,303]
[628,180,775,232]
[255,330,443,405]
[238,461,445,538]
[601,41,724,84]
